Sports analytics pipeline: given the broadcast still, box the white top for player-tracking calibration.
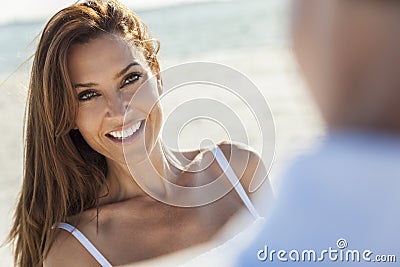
[53,145,260,267]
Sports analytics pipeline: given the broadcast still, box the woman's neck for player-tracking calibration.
[100,140,176,204]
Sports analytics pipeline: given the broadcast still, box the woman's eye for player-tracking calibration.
[78,90,99,101]
[122,73,141,87]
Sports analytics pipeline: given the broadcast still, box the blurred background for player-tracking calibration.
[0,0,324,265]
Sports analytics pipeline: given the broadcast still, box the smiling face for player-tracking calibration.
[68,34,163,165]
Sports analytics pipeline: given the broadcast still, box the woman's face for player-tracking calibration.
[68,34,162,164]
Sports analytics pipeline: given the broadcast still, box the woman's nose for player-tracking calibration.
[106,93,129,119]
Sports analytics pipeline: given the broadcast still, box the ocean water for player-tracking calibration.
[0,0,289,75]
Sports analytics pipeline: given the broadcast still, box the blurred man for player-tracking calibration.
[238,1,400,266]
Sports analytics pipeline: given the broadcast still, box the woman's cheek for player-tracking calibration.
[76,104,105,138]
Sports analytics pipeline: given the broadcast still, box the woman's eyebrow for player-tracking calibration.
[114,62,140,80]
[74,82,98,89]
[73,62,141,89]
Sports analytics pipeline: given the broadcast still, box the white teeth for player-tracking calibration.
[108,121,142,139]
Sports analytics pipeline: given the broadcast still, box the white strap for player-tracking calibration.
[52,222,113,267]
[212,146,260,219]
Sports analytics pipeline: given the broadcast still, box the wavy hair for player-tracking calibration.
[7,0,160,266]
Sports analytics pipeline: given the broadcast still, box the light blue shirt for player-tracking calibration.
[237,130,400,266]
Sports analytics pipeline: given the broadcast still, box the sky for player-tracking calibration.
[2,0,209,25]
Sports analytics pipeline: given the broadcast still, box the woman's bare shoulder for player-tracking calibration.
[44,228,100,267]
[215,140,267,193]
[176,141,269,194]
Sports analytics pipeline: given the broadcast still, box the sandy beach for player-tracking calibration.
[0,0,325,265]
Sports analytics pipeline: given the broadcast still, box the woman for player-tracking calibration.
[8,0,271,266]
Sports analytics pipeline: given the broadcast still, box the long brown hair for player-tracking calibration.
[7,1,160,266]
